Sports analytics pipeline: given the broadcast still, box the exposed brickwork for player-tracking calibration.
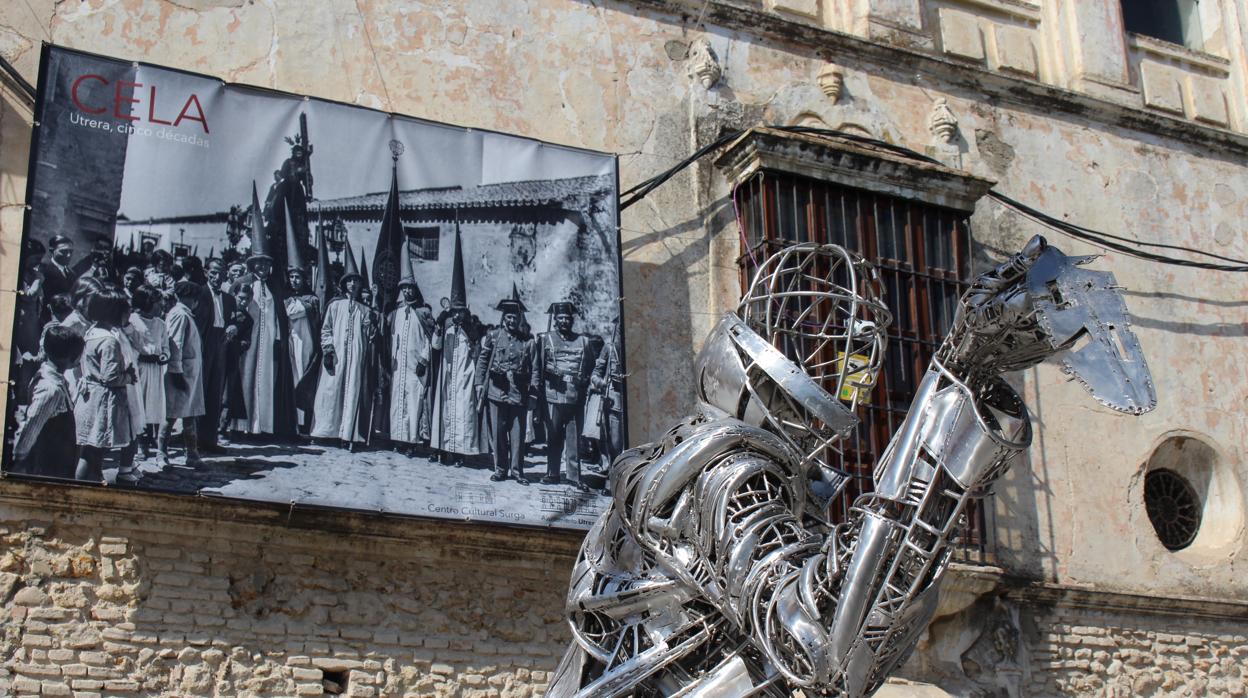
[0,488,578,698]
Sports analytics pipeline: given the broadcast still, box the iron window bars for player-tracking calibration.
[735,171,991,562]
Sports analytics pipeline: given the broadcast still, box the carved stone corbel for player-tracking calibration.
[689,38,722,90]
[928,97,959,144]
[817,63,845,103]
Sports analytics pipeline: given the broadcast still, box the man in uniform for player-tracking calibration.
[534,301,594,491]
[475,286,535,484]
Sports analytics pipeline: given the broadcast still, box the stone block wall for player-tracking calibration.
[1020,605,1248,697]
[0,482,579,698]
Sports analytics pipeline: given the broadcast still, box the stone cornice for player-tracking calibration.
[942,564,1248,621]
[624,0,1248,159]
[0,478,584,558]
[1004,578,1248,622]
[714,127,996,212]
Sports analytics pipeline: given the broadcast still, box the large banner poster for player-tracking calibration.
[4,45,623,530]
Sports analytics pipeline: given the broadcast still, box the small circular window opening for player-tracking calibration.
[1144,468,1202,551]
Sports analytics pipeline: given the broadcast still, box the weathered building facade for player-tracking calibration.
[1,0,1245,696]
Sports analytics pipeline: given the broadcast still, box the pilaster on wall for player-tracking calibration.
[852,0,934,50]
[1052,0,1137,104]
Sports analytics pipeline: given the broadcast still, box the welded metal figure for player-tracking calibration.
[547,236,1154,697]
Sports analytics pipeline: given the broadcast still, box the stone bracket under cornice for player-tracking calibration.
[628,0,1248,159]
[714,127,996,213]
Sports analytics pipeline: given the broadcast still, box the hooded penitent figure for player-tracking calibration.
[430,226,481,459]
[388,243,434,447]
[311,245,373,443]
[283,199,319,429]
[234,182,298,437]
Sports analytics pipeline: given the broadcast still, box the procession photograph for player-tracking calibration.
[4,46,623,529]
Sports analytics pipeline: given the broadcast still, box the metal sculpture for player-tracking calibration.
[548,236,1154,697]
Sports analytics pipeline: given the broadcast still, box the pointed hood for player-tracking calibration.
[397,232,425,306]
[284,199,306,271]
[340,243,362,289]
[246,181,273,268]
[449,222,467,309]
[359,246,370,290]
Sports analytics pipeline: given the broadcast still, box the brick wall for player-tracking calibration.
[0,481,580,698]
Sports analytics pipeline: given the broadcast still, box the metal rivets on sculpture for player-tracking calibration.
[548,237,1154,697]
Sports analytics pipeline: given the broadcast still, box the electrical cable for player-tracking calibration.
[620,124,1248,272]
[0,55,36,104]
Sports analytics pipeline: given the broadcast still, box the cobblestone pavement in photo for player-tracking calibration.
[103,438,610,530]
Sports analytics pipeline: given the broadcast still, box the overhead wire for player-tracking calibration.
[620,124,1248,272]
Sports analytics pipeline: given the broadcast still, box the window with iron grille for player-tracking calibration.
[405,225,440,261]
[718,129,994,560]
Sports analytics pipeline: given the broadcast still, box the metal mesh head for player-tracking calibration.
[733,243,890,500]
[739,243,890,411]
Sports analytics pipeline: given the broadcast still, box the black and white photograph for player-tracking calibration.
[5,45,623,529]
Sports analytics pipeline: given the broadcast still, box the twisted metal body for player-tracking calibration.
[548,237,1153,697]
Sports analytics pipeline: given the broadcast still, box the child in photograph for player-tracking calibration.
[163,280,206,466]
[129,285,169,459]
[115,295,147,484]
[74,287,138,482]
[62,276,105,337]
[46,293,74,325]
[11,325,85,478]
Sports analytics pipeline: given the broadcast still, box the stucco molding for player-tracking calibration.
[714,127,996,212]
[625,0,1248,158]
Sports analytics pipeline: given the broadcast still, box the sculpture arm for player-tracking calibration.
[822,234,1153,696]
[825,362,1030,696]
[816,242,1051,696]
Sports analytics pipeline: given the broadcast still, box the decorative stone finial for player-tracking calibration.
[928,98,959,144]
[816,63,844,103]
[688,38,722,90]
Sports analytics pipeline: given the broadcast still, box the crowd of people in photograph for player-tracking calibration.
[7,229,626,494]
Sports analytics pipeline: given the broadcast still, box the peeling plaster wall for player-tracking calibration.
[2,1,1247,696]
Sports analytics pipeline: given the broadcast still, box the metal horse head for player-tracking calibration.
[1027,245,1156,415]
